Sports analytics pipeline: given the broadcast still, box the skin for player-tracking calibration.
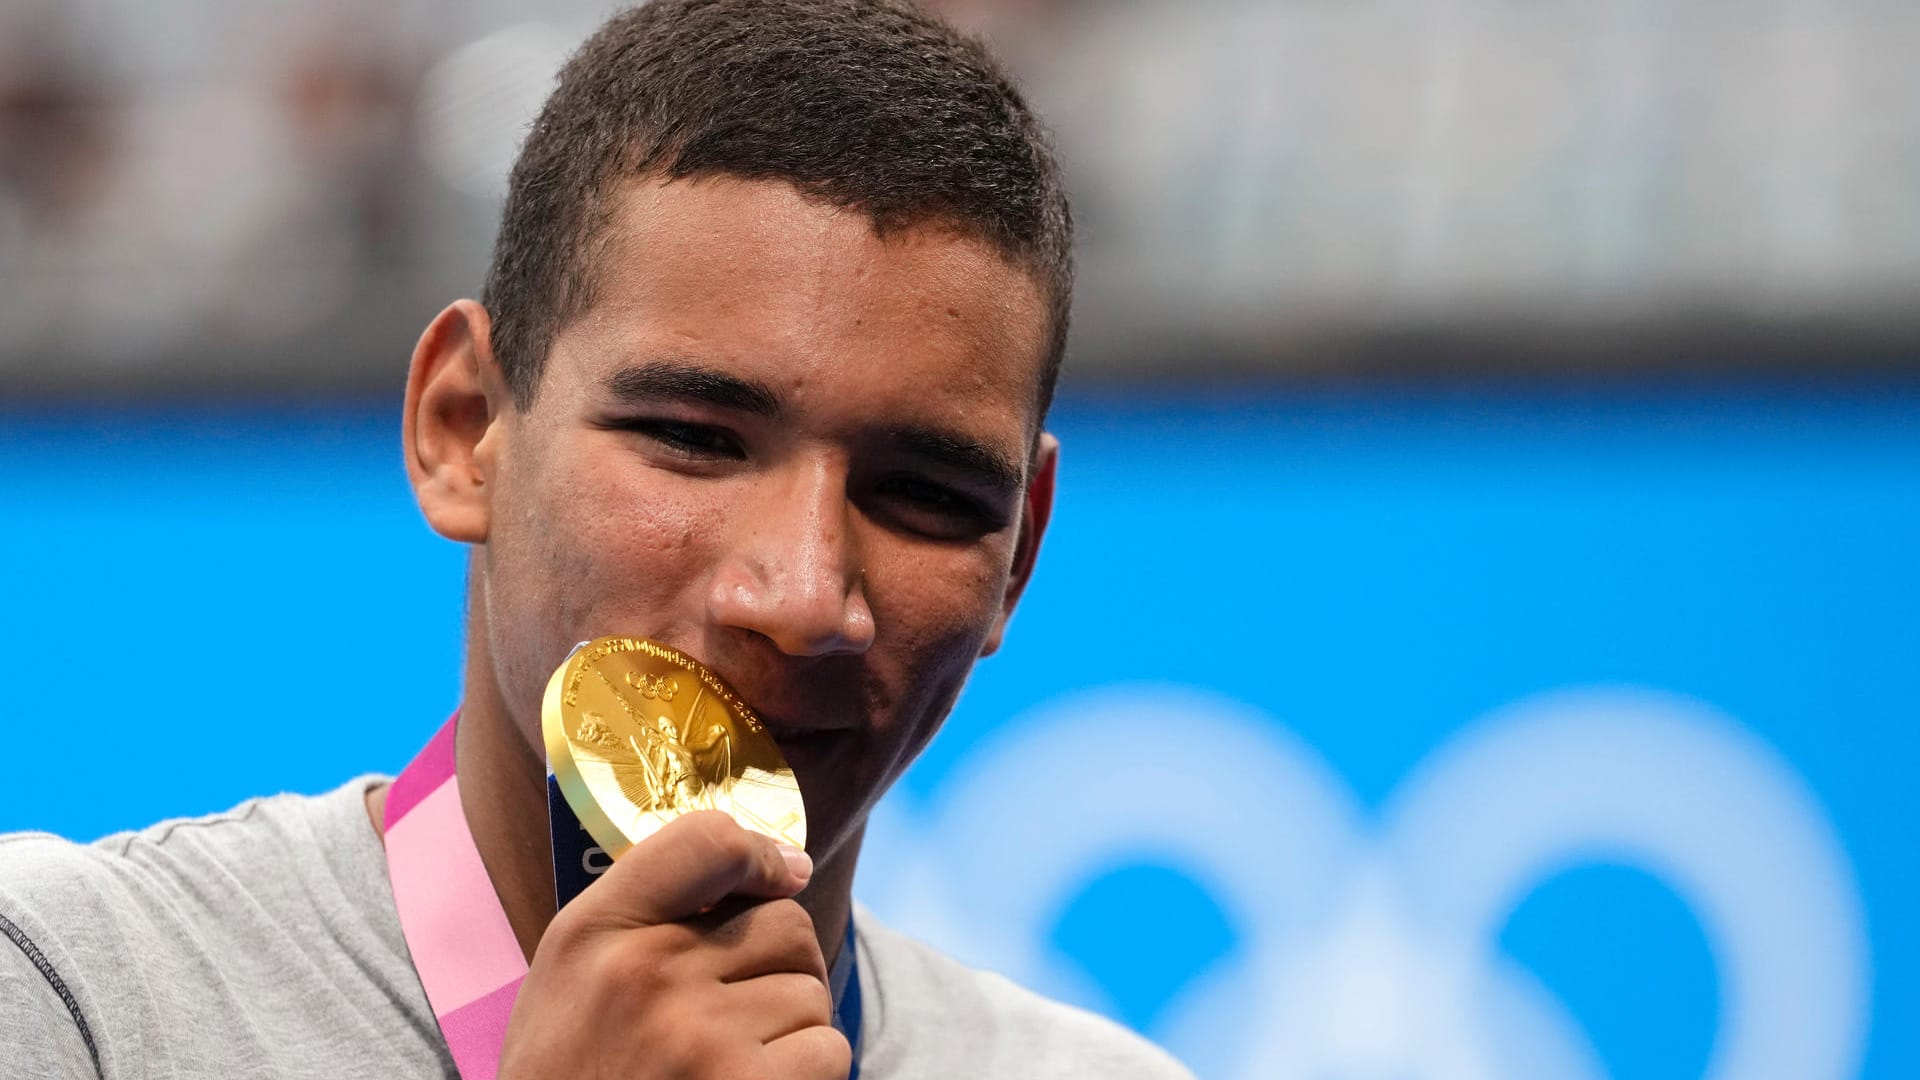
[386,175,1058,1078]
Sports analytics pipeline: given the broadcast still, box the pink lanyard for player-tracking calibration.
[383,715,527,1080]
[383,713,864,1079]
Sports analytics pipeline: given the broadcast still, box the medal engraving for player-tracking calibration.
[543,637,806,859]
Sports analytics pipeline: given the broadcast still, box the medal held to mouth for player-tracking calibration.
[543,636,806,860]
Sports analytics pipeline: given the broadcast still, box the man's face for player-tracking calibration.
[477,176,1054,864]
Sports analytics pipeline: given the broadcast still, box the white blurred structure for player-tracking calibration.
[1009,0,1920,373]
[1,0,1916,392]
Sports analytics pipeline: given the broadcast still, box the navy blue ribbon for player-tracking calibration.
[831,913,863,1080]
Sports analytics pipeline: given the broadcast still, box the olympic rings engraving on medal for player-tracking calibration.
[625,671,680,701]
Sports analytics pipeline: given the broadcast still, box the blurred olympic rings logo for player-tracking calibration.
[859,687,1870,1080]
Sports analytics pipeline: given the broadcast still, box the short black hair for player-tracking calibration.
[482,0,1074,417]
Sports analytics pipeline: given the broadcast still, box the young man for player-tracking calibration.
[0,2,1192,1077]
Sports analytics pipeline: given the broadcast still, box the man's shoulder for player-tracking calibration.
[0,808,226,946]
[0,828,113,908]
[855,907,1195,1080]
[1,779,451,1078]
[0,779,385,946]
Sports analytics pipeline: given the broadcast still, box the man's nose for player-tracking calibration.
[706,460,876,658]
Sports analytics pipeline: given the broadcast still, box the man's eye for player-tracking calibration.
[620,420,743,459]
[880,476,970,511]
[873,476,1003,539]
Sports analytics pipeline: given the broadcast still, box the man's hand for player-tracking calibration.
[498,811,851,1079]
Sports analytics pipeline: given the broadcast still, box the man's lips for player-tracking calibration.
[748,706,857,748]
[646,640,861,734]
[726,681,864,736]
[763,725,850,781]
[754,710,859,738]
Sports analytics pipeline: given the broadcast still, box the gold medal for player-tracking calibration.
[542,637,805,858]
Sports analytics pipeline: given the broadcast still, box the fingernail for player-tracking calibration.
[779,844,813,883]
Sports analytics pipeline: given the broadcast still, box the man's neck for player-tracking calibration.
[454,685,558,962]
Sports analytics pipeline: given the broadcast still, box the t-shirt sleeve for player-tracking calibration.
[1,911,102,1080]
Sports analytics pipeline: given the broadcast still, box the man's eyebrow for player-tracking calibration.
[601,358,784,417]
[886,425,1026,494]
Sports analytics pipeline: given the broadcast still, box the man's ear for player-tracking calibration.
[981,432,1058,657]
[402,300,513,544]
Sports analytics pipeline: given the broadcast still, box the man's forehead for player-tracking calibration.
[588,175,1047,311]
[547,175,1054,434]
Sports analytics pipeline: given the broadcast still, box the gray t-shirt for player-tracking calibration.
[0,779,1191,1079]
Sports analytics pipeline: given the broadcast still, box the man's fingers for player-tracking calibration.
[724,972,835,1043]
[699,898,830,985]
[597,811,811,926]
[764,1024,853,1079]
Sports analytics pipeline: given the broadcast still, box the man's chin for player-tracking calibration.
[772,730,866,858]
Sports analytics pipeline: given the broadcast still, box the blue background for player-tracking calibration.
[2,386,1914,1079]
